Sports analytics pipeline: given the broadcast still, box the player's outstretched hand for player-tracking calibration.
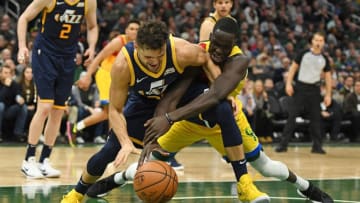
[114,142,141,168]
[138,141,169,168]
[144,115,171,145]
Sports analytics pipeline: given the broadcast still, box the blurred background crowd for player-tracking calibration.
[0,0,359,144]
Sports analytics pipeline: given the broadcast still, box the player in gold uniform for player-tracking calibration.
[89,17,333,203]
[74,20,140,142]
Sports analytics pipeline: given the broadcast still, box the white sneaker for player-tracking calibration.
[38,158,61,178]
[94,136,106,144]
[21,157,44,179]
[76,136,85,144]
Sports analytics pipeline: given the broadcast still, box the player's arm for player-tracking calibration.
[168,54,250,122]
[87,37,124,76]
[83,0,98,63]
[79,36,124,89]
[109,52,140,167]
[17,0,50,63]
[153,67,201,116]
[323,56,332,106]
[199,19,214,42]
[176,39,221,81]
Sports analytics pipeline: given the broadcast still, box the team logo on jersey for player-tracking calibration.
[164,67,175,76]
[145,80,168,96]
[55,9,83,24]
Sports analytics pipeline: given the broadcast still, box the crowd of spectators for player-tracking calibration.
[0,0,360,143]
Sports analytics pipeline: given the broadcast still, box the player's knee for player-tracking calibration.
[87,144,118,176]
[87,154,108,176]
[249,151,289,180]
[215,100,233,116]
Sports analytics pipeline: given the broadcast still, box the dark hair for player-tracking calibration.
[136,21,169,49]
[126,19,141,28]
[309,31,326,43]
[0,64,10,72]
[213,17,239,37]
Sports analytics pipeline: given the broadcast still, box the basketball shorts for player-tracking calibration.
[158,99,262,160]
[95,67,111,106]
[31,48,75,109]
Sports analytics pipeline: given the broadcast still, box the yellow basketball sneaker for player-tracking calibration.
[237,174,270,203]
[61,189,84,203]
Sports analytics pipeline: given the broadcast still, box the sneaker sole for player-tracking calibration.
[21,169,44,179]
[250,196,271,203]
[44,174,61,178]
[88,182,127,198]
[296,189,321,203]
[172,166,184,170]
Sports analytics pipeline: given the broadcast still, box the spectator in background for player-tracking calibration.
[339,75,354,98]
[73,53,85,83]
[0,48,12,66]
[253,79,273,143]
[343,80,360,142]
[0,35,8,52]
[0,21,16,46]
[17,66,36,133]
[244,2,259,26]
[254,48,274,80]
[238,79,256,125]
[71,78,105,144]
[320,83,345,142]
[0,65,27,142]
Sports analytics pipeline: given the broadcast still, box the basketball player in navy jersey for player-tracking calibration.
[88,16,333,203]
[61,20,267,203]
[17,0,98,179]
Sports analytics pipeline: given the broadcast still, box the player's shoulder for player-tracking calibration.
[114,50,130,73]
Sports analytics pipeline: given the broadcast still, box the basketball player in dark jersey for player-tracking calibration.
[17,0,98,179]
[61,20,268,203]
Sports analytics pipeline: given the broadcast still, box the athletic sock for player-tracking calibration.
[231,159,248,181]
[39,144,52,163]
[25,144,37,161]
[114,171,127,185]
[75,176,91,194]
[294,176,309,191]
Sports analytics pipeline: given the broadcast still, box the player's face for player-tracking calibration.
[208,30,235,64]
[213,0,233,17]
[311,34,325,52]
[136,45,166,73]
[125,23,140,41]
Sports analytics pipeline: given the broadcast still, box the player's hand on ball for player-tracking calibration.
[144,115,171,145]
[138,141,169,168]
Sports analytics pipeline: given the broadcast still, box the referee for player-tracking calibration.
[275,32,332,154]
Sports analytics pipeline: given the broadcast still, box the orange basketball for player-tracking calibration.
[133,160,178,203]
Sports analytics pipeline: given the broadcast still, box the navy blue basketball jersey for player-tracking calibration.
[121,35,185,100]
[36,0,86,55]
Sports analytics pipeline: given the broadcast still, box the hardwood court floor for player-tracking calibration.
[0,144,359,202]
